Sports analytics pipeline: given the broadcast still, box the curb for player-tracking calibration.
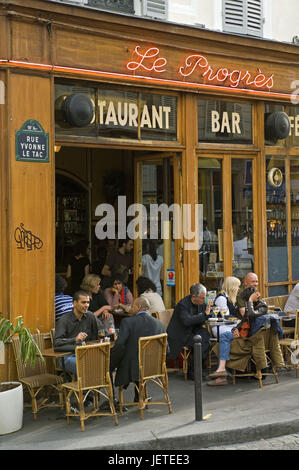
[82,418,299,450]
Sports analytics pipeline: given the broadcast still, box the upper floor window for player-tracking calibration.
[223,0,263,37]
[142,0,168,20]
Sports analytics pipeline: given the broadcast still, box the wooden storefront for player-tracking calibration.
[0,0,298,381]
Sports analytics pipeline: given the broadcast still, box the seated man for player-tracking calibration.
[166,283,212,380]
[110,296,166,402]
[54,290,99,377]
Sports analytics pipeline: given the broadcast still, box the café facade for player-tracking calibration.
[0,0,299,380]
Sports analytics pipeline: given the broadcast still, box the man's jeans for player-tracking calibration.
[219,331,234,361]
[59,354,77,378]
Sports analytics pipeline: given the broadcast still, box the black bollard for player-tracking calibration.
[193,334,203,421]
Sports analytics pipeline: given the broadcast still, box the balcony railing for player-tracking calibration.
[87,0,134,14]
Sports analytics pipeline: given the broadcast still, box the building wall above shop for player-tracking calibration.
[46,0,299,44]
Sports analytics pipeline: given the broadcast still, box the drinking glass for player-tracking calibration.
[213,307,220,318]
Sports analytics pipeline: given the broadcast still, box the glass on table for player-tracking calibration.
[98,329,105,342]
[212,306,220,319]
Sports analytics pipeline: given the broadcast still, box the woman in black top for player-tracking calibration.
[66,240,90,295]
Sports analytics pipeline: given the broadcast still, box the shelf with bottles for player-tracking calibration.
[56,193,88,236]
[267,220,287,246]
[266,188,286,205]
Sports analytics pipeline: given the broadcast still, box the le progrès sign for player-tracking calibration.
[16,120,49,163]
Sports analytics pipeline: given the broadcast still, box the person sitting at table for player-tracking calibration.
[55,275,73,323]
[207,287,284,386]
[104,274,133,310]
[136,275,166,316]
[53,290,99,377]
[110,296,166,402]
[80,274,115,332]
[210,276,240,339]
[166,283,212,380]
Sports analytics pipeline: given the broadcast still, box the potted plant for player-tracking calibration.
[0,315,43,435]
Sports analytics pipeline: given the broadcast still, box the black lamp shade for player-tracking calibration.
[265,111,290,143]
[61,93,94,127]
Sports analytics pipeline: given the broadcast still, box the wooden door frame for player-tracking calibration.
[134,152,183,304]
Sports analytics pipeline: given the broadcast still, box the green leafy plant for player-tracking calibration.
[0,315,44,366]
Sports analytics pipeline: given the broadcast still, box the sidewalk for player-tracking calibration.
[1,369,299,450]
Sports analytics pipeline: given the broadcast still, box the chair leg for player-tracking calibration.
[272,365,279,384]
[138,382,144,419]
[118,386,124,414]
[78,390,85,432]
[256,370,263,388]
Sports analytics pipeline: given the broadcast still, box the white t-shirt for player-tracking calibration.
[284,283,299,312]
[142,254,163,296]
[140,291,166,315]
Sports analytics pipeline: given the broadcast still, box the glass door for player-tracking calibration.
[198,154,257,288]
[134,153,183,308]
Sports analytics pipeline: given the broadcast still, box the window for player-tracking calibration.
[223,0,263,37]
[143,0,168,20]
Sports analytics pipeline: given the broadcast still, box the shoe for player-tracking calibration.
[208,370,229,379]
[206,379,228,386]
[70,406,80,414]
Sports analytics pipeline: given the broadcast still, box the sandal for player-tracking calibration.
[208,370,229,378]
[206,379,228,386]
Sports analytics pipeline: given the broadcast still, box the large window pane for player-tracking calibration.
[266,156,288,282]
[290,157,299,281]
[198,158,223,290]
[232,159,254,279]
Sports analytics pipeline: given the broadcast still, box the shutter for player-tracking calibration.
[246,0,263,37]
[143,0,168,20]
[223,0,263,37]
[223,0,246,35]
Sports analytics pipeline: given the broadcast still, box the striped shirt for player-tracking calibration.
[55,293,74,322]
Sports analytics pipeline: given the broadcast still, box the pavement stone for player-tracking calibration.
[0,369,299,450]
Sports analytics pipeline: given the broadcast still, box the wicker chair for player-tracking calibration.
[118,333,172,419]
[12,332,64,421]
[279,310,299,378]
[62,342,118,431]
[155,309,174,329]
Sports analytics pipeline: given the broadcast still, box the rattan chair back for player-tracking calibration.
[139,333,167,379]
[156,309,174,330]
[75,342,111,390]
[12,332,46,380]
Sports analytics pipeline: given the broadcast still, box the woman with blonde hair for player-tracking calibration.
[80,274,114,332]
[210,276,240,343]
[214,276,241,316]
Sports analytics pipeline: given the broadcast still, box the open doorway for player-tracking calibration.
[55,147,180,307]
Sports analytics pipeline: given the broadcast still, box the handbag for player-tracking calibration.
[239,320,250,338]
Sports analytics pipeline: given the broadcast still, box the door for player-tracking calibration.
[197,154,257,288]
[134,153,183,308]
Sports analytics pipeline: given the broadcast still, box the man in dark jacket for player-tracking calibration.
[167,283,212,379]
[110,296,166,401]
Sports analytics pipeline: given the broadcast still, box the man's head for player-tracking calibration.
[120,239,134,253]
[190,283,207,305]
[55,275,67,295]
[73,290,90,316]
[244,272,258,289]
[130,296,150,315]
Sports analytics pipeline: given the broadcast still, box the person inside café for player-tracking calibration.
[110,296,166,402]
[53,290,99,377]
[166,283,212,380]
[104,274,133,310]
[80,274,114,332]
[101,238,134,290]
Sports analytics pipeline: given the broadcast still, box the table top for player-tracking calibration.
[42,348,72,358]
